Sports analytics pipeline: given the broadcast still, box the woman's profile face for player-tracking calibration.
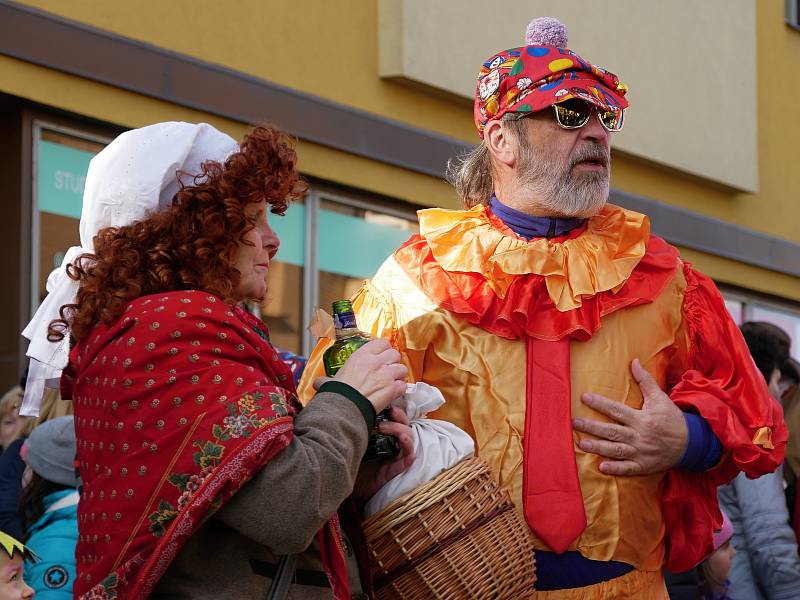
[233,200,280,302]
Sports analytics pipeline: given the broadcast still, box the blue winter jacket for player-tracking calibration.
[24,488,79,599]
[718,466,800,600]
[0,438,26,538]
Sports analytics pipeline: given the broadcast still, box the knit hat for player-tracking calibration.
[24,415,77,487]
[713,509,734,550]
[473,16,629,136]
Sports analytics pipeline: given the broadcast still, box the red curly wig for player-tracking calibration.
[48,124,307,342]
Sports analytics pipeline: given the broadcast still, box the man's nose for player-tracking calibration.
[580,112,611,145]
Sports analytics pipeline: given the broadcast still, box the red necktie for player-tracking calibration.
[523,336,587,553]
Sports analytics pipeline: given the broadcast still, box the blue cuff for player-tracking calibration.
[677,411,723,471]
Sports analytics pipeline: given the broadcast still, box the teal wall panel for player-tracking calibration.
[38,140,95,219]
[270,204,304,267]
[318,209,413,279]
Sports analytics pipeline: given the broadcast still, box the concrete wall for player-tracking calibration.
[379,0,759,192]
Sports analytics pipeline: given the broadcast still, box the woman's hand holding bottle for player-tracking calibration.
[314,338,408,413]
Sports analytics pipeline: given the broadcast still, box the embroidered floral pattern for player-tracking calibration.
[147,389,290,536]
[216,390,286,441]
[147,501,179,539]
[84,573,118,599]
[72,291,303,599]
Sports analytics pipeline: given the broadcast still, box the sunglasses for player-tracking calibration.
[552,98,625,132]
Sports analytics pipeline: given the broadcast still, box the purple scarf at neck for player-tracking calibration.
[489,195,586,240]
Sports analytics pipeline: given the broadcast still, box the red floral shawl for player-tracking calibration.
[63,291,350,599]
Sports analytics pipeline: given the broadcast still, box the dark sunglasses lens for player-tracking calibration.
[554,99,591,128]
[599,109,624,131]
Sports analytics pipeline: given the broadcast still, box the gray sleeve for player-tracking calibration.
[215,391,369,554]
[719,480,764,600]
[731,468,800,600]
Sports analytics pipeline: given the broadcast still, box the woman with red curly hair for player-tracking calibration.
[22,122,413,600]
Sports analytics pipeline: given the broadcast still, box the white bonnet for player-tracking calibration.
[20,122,238,415]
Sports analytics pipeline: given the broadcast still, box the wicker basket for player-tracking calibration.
[362,457,536,599]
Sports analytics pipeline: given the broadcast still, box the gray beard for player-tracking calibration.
[516,142,610,218]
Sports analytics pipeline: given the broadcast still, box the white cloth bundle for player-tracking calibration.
[364,382,474,518]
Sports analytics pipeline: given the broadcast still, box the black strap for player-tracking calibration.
[252,557,331,590]
[263,555,296,600]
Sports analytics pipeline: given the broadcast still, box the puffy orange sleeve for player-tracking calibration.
[661,264,787,571]
[297,339,333,406]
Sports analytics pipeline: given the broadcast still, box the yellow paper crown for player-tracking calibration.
[0,530,39,563]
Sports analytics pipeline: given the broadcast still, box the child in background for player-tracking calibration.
[20,416,77,599]
[0,530,36,600]
[0,386,23,452]
[0,389,73,540]
[698,510,736,600]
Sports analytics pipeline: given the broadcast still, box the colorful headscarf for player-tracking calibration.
[473,17,629,136]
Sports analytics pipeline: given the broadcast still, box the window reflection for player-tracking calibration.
[316,199,418,321]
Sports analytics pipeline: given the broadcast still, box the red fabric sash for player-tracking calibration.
[64,292,350,599]
[524,336,586,553]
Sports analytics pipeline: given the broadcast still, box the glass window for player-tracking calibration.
[316,197,419,321]
[259,200,305,354]
[724,298,744,325]
[722,288,800,361]
[750,304,800,361]
[787,0,800,30]
[34,125,107,311]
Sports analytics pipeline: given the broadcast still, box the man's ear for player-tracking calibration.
[483,119,517,169]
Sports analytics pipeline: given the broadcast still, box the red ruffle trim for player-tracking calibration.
[393,233,680,341]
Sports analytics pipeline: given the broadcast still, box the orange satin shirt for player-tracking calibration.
[299,204,785,573]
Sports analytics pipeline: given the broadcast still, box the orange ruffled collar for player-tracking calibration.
[416,203,650,311]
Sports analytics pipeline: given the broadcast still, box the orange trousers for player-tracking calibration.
[531,569,667,600]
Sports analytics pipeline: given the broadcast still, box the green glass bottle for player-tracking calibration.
[323,299,400,462]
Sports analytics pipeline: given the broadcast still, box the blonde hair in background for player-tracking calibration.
[0,385,22,420]
[16,387,73,439]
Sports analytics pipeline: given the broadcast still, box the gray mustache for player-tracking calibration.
[571,144,609,168]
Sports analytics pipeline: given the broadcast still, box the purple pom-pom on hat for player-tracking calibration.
[525,16,568,47]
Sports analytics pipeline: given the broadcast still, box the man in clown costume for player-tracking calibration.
[300,17,785,598]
